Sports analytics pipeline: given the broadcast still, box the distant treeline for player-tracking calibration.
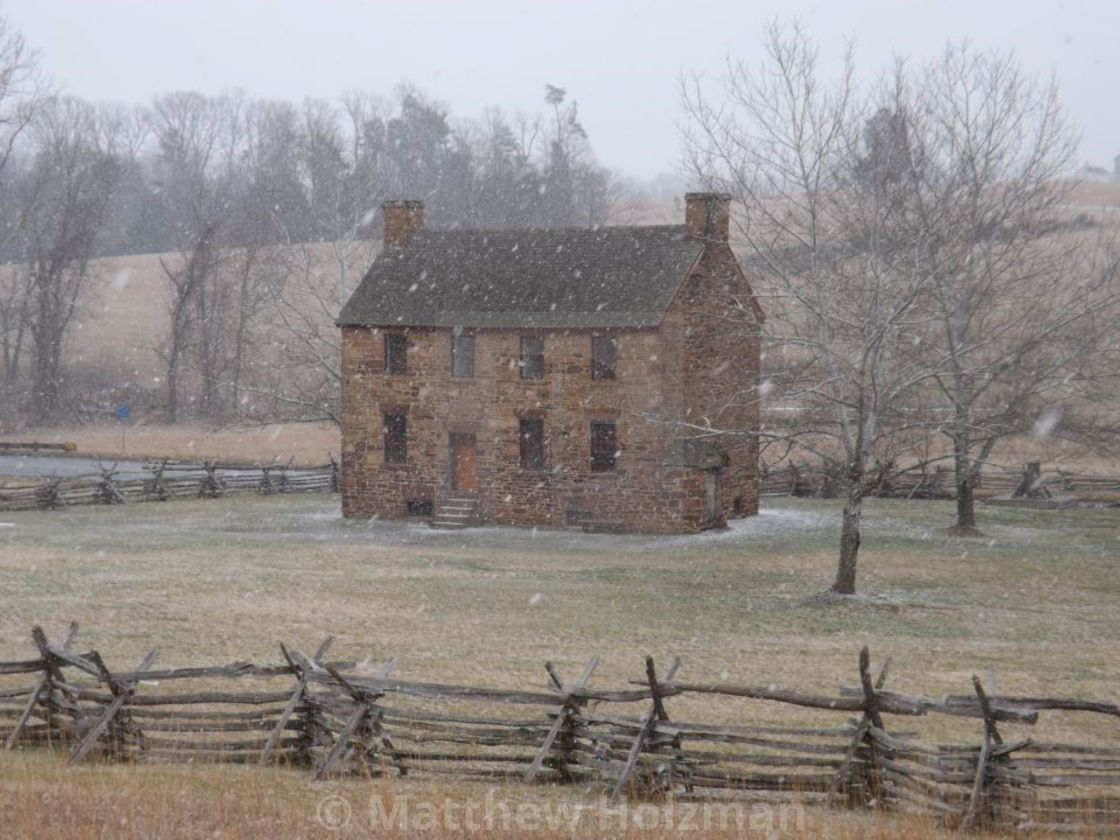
[0,84,615,263]
[0,0,625,428]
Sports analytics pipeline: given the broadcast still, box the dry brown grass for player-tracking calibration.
[0,421,340,466]
[3,750,1100,839]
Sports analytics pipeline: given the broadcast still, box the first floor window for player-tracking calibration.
[384,413,407,463]
[519,418,545,470]
[590,421,617,472]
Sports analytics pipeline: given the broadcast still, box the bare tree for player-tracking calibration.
[149,92,237,421]
[684,27,1120,589]
[682,25,938,594]
[253,239,362,424]
[0,4,48,414]
[0,6,45,173]
[896,46,1118,533]
[19,98,120,421]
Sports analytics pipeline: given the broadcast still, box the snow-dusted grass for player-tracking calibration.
[0,493,1116,705]
[1,494,1117,837]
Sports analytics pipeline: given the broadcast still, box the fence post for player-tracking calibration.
[69,650,157,764]
[198,461,225,498]
[525,655,598,784]
[96,465,126,505]
[29,625,94,747]
[612,655,688,800]
[262,637,335,766]
[961,674,1007,832]
[5,623,79,749]
[314,664,401,779]
[144,460,169,501]
[35,478,65,510]
[827,647,891,809]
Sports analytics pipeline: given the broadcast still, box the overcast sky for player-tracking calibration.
[6,0,1119,179]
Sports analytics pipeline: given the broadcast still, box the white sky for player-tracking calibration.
[7,0,1119,179]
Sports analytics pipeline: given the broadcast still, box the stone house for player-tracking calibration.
[337,192,763,533]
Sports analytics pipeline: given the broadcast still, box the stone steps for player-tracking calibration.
[429,495,480,530]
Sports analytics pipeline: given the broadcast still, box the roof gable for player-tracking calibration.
[338,225,704,329]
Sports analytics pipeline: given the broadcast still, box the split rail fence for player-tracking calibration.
[761,462,1120,502]
[1,624,1118,834]
[0,458,339,511]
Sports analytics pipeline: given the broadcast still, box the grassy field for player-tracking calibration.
[0,493,1117,836]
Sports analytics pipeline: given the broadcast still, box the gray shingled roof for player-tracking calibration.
[338,225,704,329]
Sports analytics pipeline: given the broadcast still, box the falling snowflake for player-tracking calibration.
[1033,408,1062,440]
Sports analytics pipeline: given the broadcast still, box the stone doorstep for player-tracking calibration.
[430,494,480,530]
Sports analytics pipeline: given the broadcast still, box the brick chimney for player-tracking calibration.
[382,200,424,247]
[684,192,731,243]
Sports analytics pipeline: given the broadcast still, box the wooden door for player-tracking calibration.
[450,433,477,492]
[702,469,722,529]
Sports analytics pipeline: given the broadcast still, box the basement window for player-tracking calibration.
[385,333,407,375]
[383,413,407,463]
[590,421,617,472]
[591,335,616,380]
[406,499,433,517]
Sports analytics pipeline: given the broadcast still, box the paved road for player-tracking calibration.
[0,455,201,480]
[0,455,328,485]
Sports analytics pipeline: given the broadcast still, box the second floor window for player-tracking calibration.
[591,335,616,380]
[520,335,544,379]
[519,418,545,470]
[385,333,407,374]
[384,413,407,463]
[452,331,475,377]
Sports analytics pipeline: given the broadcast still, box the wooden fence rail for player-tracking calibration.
[761,462,1120,501]
[1,624,1117,834]
[0,457,340,511]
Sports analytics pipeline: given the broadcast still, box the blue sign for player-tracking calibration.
[115,404,131,422]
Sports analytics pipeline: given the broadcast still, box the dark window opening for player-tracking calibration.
[732,496,744,516]
[565,508,594,526]
[451,331,475,377]
[591,335,616,380]
[520,335,544,379]
[406,499,433,516]
[385,333,407,374]
[519,418,545,470]
[590,421,617,472]
[383,413,407,463]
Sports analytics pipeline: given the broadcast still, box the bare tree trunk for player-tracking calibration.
[32,328,63,423]
[954,439,979,532]
[947,402,985,536]
[955,477,976,529]
[947,435,988,536]
[228,245,257,415]
[832,469,863,595]
[166,336,183,424]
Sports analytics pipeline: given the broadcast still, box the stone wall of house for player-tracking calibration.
[669,241,762,523]
[340,242,762,534]
[341,322,733,533]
